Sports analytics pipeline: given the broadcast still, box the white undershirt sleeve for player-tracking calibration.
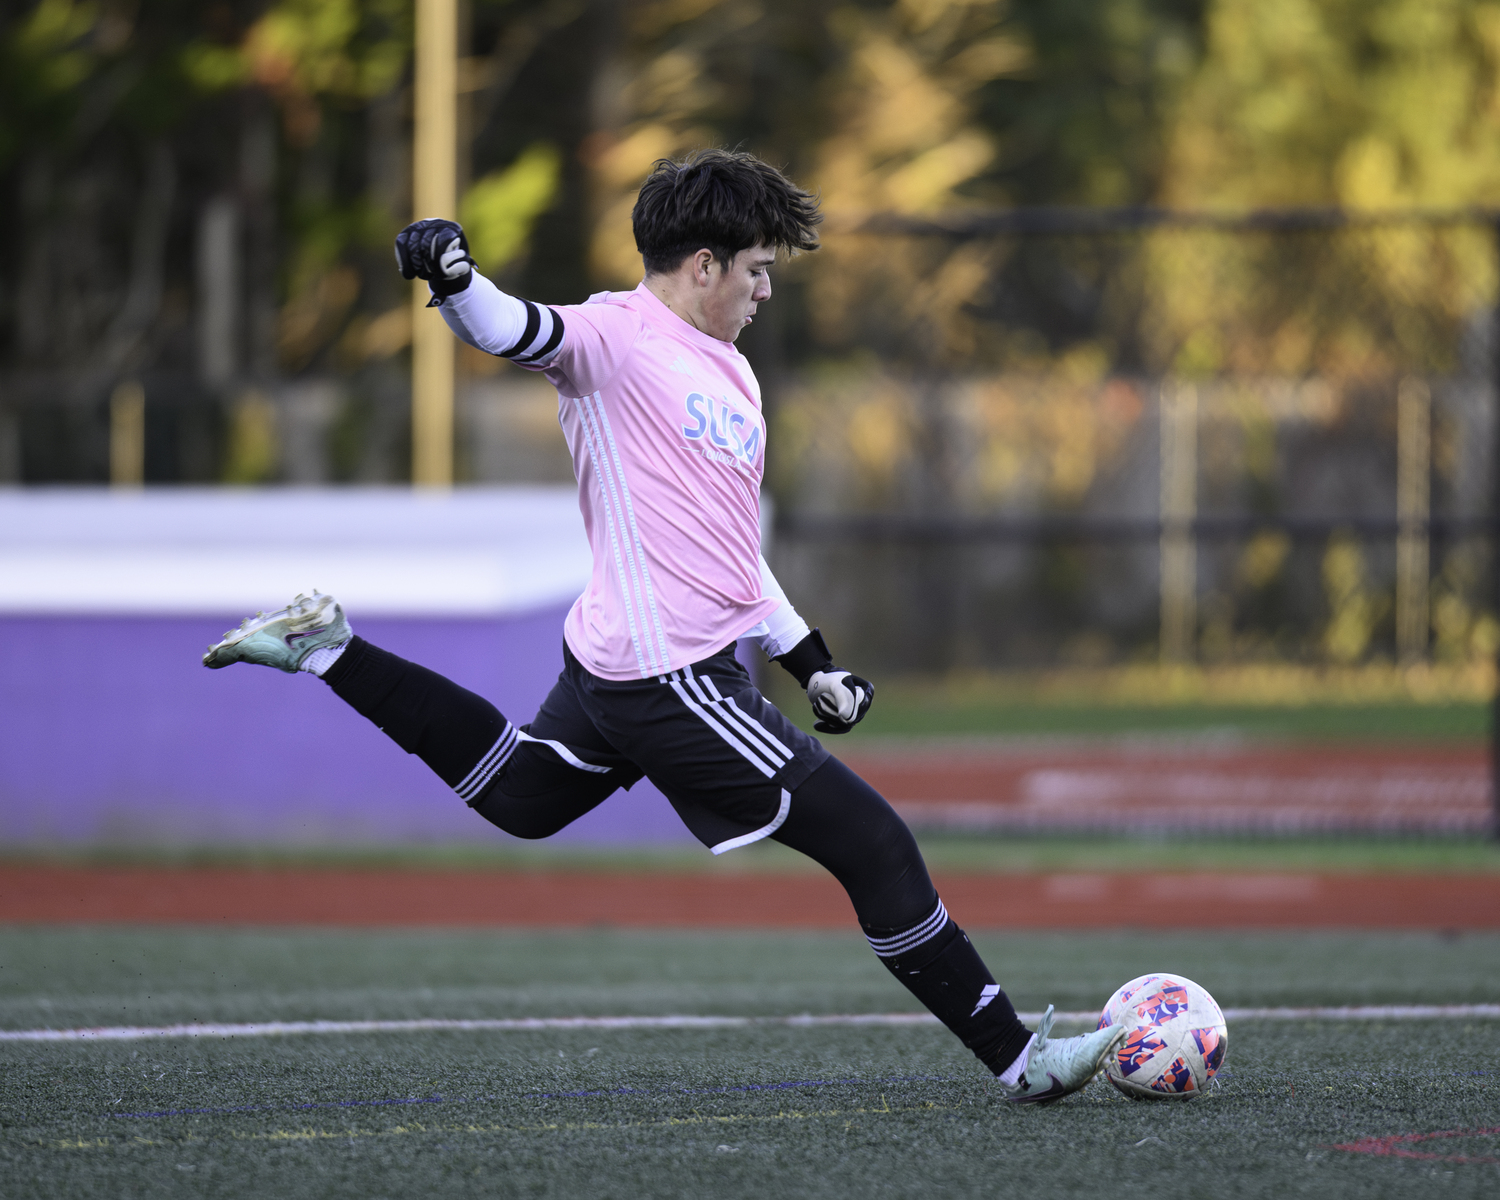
[438,271,565,366]
[741,554,811,660]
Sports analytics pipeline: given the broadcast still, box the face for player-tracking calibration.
[699,243,775,342]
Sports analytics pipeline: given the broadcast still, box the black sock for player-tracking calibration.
[866,902,1032,1076]
[321,636,512,792]
[772,760,1032,1075]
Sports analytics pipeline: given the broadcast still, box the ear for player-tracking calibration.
[692,248,717,286]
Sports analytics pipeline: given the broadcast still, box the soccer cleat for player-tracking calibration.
[1001,1005,1127,1106]
[202,591,350,673]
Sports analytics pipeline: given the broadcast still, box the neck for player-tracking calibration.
[645,274,707,335]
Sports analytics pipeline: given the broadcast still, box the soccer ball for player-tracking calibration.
[1096,973,1227,1100]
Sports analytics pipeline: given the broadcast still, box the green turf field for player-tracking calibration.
[10,831,1499,875]
[813,694,1488,741]
[1,928,1496,1198]
[759,668,1491,741]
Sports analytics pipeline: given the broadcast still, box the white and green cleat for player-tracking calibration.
[203,591,350,673]
[1001,1005,1127,1106]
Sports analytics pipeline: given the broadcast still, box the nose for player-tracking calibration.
[753,273,772,302]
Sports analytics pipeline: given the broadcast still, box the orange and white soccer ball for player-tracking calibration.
[1097,973,1228,1100]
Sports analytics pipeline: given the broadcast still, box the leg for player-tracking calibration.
[203,599,640,839]
[323,636,640,838]
[530,642,1120,1100]
[774,757,1126,1103]
[771,757,1032,1078]
[568,644,1026,1081]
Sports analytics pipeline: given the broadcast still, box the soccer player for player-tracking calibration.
[203,149,1124,1103]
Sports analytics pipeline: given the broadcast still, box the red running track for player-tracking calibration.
[2,866,1498,929]
[843,742,1492,834]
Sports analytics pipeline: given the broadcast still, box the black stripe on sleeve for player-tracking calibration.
[516,308,565,363]
[498,300,541,359]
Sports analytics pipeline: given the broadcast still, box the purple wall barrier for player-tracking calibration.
[0,607,696,847]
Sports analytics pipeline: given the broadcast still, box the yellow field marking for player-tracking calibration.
[39,1100,962,1153]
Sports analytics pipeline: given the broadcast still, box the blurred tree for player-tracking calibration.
[7,0,1499,478]
[584,0,841,287]
[981,0,1207,207]
[1146,0,1500,378]
[0,0,606,486]
[469,0,615,304]
[1167,0,1500,211]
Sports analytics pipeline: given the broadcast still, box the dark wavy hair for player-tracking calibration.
[632,149,821,275]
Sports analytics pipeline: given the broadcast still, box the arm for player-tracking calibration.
[441,271,565,366]
[394,218,564,367]
[752,554,811,658]
[755,555,874,735]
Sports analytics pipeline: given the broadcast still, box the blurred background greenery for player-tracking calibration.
[4,0,1499,681]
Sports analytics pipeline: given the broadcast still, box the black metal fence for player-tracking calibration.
[764,207,1500,679]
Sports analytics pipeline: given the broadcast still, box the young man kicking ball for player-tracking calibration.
[203,149,1124,1103]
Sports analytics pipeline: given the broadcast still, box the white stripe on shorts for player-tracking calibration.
[865,899,950,959]
[695,672,796,762]
[710,788,793,855]
[680,668,790,769]
[515,730,612,774]
[667,671,779,779]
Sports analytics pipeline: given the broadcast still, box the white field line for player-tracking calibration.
[2,1006,1498,1043]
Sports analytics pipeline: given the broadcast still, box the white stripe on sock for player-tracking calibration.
[866,900,950,958]
[299,641,349,676]
[454,724,520,801]
[996,1034,1034,1088]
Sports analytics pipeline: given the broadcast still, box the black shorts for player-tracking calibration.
[474,642,830,852]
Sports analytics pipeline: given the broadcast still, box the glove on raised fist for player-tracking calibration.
[772,629,875,735]
[394,219,474,300]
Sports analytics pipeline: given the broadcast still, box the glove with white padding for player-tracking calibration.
[772,628,874,735]
[394,218,475,302]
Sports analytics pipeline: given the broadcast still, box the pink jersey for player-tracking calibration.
[528,283,778,680]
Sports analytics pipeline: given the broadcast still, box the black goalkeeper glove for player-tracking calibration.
[772,628,874,735]
[394,218,475,303]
